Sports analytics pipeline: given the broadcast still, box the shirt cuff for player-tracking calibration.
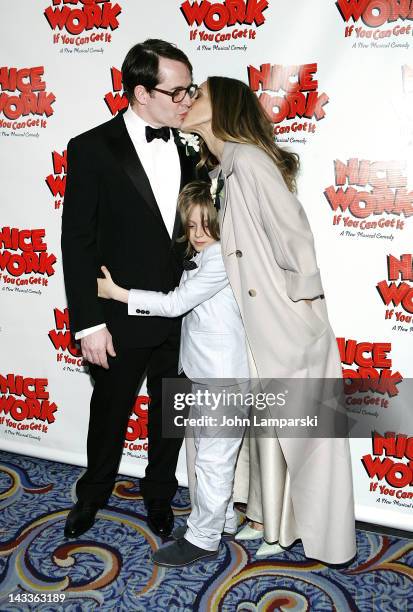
[75,323,107,340]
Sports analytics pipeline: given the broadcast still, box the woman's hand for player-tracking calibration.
[98,266,118,299]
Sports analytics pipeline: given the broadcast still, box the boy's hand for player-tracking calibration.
[98,266,117,299]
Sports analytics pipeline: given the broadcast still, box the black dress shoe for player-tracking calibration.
[153,538,218,567]
[64,501,100,538]
[146,500,174,537]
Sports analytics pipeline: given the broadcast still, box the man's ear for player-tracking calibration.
[133,84,149,105]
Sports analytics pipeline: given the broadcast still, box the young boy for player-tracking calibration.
[98,180,250,567]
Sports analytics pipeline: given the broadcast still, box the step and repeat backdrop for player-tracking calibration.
[1,1,413,532]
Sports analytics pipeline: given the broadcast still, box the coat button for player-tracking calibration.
[248,289,257,297]
[235,250,243,258]
[136,309,141,313]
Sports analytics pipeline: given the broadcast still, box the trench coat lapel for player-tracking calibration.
[211,141,237,252]
[220,141,237,218]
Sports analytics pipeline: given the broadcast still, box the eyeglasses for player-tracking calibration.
[151,83,199,103]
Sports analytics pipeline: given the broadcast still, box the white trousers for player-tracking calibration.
[184,381,250,551]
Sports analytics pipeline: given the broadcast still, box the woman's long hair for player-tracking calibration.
[200,76,299,193]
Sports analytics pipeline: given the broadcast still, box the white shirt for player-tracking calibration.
[76,106,181,340]
[123,106,181,237]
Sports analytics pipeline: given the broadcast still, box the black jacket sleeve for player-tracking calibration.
[61,136,104,334]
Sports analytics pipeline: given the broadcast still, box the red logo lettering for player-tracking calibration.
[0,67,55,122]
[181,0,268,31]
[336,0,413,28]
[44,1,122,35]
[104,67,128,115]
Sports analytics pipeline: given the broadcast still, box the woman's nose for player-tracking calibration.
[181,92,193,108]
[195,226,204,238]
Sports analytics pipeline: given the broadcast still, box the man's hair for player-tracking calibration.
[121,39,193,103]
[177,181,220,258]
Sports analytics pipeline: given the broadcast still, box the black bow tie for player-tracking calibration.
[145,125,170,143]
[182,259,198,271]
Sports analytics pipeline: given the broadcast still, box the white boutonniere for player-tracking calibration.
[178,131,200,157]
[210,177,220,198]
[210,173,225,210]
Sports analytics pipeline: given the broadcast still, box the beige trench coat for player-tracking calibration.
[214,141,356,564]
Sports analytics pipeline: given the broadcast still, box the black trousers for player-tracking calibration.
[76,320,183,506]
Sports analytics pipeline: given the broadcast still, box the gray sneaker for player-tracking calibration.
[153,538,218,567]
[172,524,235,541]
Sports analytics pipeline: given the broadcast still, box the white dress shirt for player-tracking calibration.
[123,106,181,237]
[76,106,181,340]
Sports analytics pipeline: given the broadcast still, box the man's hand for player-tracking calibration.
[81,327,116,369]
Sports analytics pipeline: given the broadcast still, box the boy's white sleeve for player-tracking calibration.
[128,243,228,318]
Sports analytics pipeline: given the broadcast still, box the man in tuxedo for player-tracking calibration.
[61,39,200,539]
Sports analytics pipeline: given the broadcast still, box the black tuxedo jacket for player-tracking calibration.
[61,111,202,348]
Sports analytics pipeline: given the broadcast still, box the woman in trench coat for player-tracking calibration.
[181,76,356,564]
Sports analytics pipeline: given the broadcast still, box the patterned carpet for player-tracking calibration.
[0,451,412,611]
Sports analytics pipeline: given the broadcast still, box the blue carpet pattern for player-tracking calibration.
[0,450,412,611]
